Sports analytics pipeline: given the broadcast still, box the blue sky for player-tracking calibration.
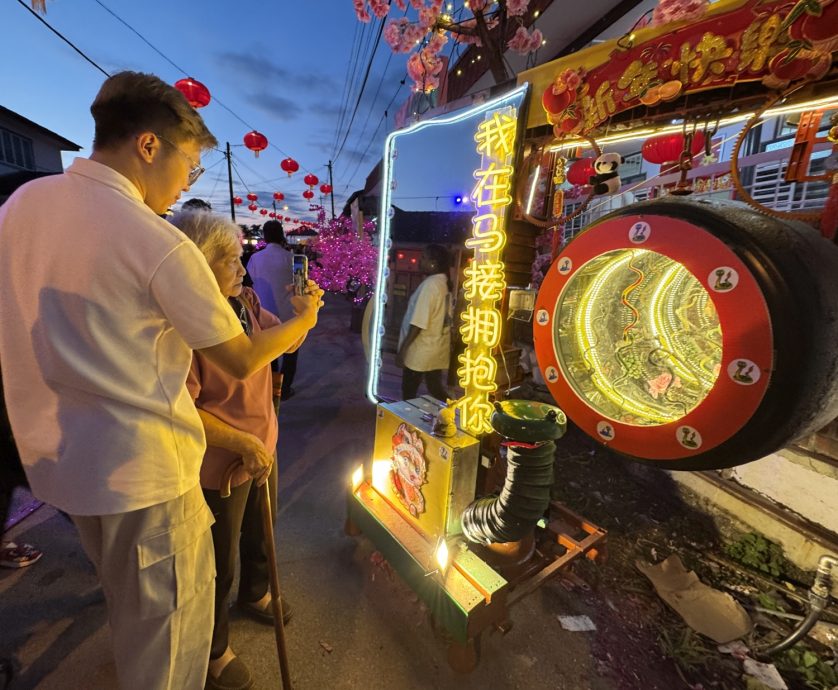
[1,0,410,223]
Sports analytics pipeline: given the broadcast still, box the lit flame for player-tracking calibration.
[435,540,449,572]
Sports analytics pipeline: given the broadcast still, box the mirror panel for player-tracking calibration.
[367,84,529,403]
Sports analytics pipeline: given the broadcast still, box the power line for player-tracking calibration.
[337,74,407,192]
[86,0,319,175]
[331,19,385,167]
[332,19,366,157]
[14,0,110,77]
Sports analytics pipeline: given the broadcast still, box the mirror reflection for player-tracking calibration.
[368,87,528,403]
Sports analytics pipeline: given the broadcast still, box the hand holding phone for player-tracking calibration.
[292,254,308,296]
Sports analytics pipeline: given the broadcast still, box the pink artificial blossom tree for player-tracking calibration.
[353,0,540,92]
[308,207,379,303]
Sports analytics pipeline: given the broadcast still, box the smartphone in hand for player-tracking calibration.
[292,253,308,296]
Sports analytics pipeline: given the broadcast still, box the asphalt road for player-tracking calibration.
[0,297,615,690]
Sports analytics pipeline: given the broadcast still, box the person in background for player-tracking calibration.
[247,220,299,401]
[172,210,311,690]
[396,244,452,401]
[181,197,212,212]
[0,71,322,690]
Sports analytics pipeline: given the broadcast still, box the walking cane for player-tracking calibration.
[220,458,292,690]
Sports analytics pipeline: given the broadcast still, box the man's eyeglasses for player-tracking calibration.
[155,134,205,186]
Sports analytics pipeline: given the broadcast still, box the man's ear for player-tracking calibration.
[136,132,161,164]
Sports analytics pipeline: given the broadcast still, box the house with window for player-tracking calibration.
[0,105,81,204]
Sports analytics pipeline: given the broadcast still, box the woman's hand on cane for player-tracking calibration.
[240,435,274,486]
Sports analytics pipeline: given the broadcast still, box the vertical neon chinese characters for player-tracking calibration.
[457,108,518,434]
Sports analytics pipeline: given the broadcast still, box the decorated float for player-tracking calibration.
[348,0,838,670]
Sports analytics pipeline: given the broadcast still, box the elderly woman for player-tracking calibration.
[171,210,316,690]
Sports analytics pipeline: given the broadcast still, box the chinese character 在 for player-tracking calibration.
[470,163,513,209]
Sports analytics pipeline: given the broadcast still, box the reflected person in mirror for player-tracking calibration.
[396,245,452,402]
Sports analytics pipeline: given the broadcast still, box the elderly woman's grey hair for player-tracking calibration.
[170,210,241,262]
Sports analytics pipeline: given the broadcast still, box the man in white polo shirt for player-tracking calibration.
[0,72,321,690]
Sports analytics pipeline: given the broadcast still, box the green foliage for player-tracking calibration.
[724,532,788,578]
[777,646,838,689]
[657,627,712,674]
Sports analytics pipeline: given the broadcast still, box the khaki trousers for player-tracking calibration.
[72,484,215,690]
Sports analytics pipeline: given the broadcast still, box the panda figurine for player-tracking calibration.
[589,152,624,195]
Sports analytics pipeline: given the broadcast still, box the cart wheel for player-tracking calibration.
[344,516,361,536]
[447,636,480,673]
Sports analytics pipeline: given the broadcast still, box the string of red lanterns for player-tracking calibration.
[171,76,327,215]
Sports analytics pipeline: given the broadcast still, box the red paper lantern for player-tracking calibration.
[284,216,291,221]
[320,183,332,194]
[304,173,319,188]
[273,192,284,201]
[281,158,299,176]
[233,196,243,205]
[246,192,258,202]
[259,209,268,216]
[302,189,314,200]
[642,131,706,165]
[248,203,258,212]
[269,212,276,218]
[244,131,268,157]
[174,77,211,108]
[566,157,596,186]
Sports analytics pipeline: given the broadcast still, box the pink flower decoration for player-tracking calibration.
[418,4,440,28]
[426,31,448,54]
[353,0,371,22]
[506,0,530,17]
[369,0,391,19]
[394,0,406,7]
[651,0,709,27]
[507,26,542,55]
[409,0,424,8]
[561,68,581,91]
[384,18,425,52]
[407,47,445,92]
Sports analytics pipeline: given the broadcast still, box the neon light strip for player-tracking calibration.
[547,94,838,152]
[366,82,530,403]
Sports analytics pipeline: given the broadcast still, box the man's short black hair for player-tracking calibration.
[262,220,286,245]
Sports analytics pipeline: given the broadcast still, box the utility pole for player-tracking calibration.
[226,142,236,222]
[327,159,336,220]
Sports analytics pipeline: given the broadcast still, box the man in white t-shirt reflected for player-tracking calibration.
[0,72,322,690]
[396,245,452,402]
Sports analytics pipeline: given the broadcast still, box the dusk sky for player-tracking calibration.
[1,0,412,223]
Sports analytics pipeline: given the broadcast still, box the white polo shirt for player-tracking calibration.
[398,273,451,372]
[0,158,243,515]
